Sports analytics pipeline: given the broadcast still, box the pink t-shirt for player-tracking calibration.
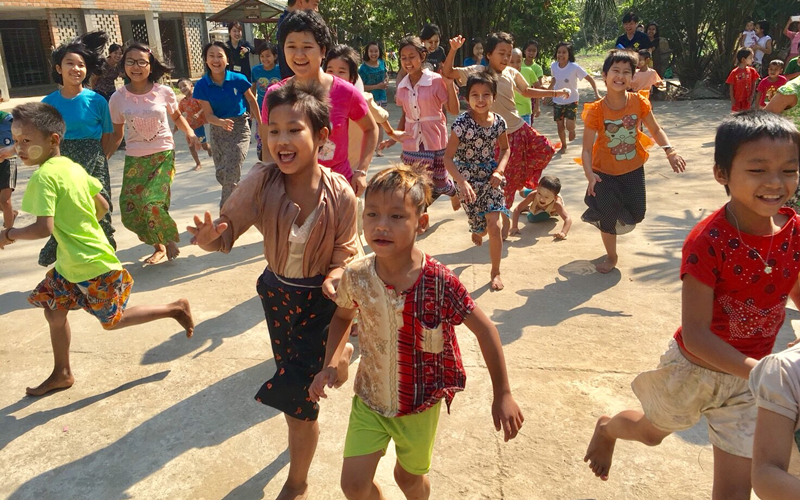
[631,68,662,92]
[395,69,450,152]
[261,76,369,180]
[109,83,178,157]
[786,29,800,57]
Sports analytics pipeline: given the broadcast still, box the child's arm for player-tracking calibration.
[510,192,536,235]
[463,306,524,441]
[0,216,53,249]
[379,110,407,150]
[730,83,736,104]
[444,78,460,116]
[553,200,572,240]
[755,90,764,108]
[581,127,601,196]
[199,100,234,131]
[94,192,109,221]
[585,74,601,100]
[443,131,476,204]
[169,107,200,150]
[494,130,510,187]
[765,92,798,114]
[186,211,229,252]
[682,274,757,379]
[441,36,465,81]
[752,407,800,499]
[641,112,686,173]
[309,305,357,401]
[515,72,570,100]
[244,89,262,125]
[785,18,795,38]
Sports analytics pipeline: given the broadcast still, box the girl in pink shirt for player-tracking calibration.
[109,42,198,264]
[382,36,461,203]
[784,18,800,61]
[260,10,377,197]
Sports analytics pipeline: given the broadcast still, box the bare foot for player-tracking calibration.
[491,274,504,291]
[471,233,483,246]
[193,163,202,171]
[144,245,166,265]
[173,299,194,338]
[206,147,213,158]
[375,150,384,157]
[450,195,461,211]
[275,481,309,500]
[26,369,74,396]
[166,241,180,261]
[584,416,615,481]
[558,146,567,154]
[568,129,576,141]
[334,342,355,388]
[595,254,618,274]
[350,322,359,337]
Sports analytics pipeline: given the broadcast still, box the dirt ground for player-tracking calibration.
[2,81,799,500]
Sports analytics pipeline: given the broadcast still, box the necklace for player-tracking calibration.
[727,205,776,274]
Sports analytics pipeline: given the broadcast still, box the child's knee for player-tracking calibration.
[43,307,68,325]
[393,464,424,491]
[340,474,373,500]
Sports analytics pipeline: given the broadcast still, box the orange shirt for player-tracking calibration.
[582,92,652,175]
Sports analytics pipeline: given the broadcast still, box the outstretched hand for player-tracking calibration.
[492,393,524,442]
[187,211,228,246]
[386,130,413,144]
[309,367,338,402]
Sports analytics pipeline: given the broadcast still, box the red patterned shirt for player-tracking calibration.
[178,95,207,130]
[675,206,800,360]
[335,253,475,417]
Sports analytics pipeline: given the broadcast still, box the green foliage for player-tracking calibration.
[503,0,581,64]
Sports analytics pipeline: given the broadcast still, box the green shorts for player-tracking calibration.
[553,102,578,121]
[343,395,441,475]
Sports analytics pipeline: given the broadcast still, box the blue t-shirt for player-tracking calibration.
[463,57,488,67]
[358,60,388,103]
[192,71,252,119]
[42,88,113,140]
[251,63,282,106]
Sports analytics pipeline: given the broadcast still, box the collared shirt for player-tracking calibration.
[226,39,255,80]
[192,70,251,119]
[219,162,358,278]
[615,31,651,50]
[395,69,450,151]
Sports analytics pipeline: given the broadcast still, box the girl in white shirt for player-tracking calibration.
[548,42,600,153]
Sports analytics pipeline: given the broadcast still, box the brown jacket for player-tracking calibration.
[219,162,358,277]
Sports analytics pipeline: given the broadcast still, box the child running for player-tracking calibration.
[510,175,572,240]
[251,43,282,161]
[509,48,537,125]
[0,102,193,397]
[188,81,357,500]
[727,48,761,112]
[522,40,545,121]
[444,71,511,290]
[383,35,460,205]
[548,42,601,154]
[630,50,664,99]
[177,78,213,171]
[756,60,787,109]
[309,165,524,500]
[585,110,800,498]
[359,41,389,156]
[443,33,570,211]
[581,50,686,273]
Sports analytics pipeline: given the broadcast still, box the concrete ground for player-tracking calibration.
[2,81,799,500]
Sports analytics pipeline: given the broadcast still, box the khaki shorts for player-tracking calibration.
[631,340,755,458]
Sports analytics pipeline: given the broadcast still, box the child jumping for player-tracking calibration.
[444,71,512,290]
[585,109,800,500]
[727,48,760,112]
[309,165,524,500]
[188,81,358,500]
[177,78,213,171]
[0,102,193,397]
[510,175,572,240]
[443,32,570,211]
[581,50,686,273]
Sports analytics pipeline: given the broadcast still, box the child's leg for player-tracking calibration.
[109,299,194,337]
[27,308,75,396]
[0,187,15,229]
[566,117,577,142]
[188,144,201,169]
[277,416,319,500]
[555,116,567,152]
[485,212,504,290]
[341,452,385,500]
[584,411,671,480]
[393,462,430,500]
[597,231,618,273]
[711,446,752,500]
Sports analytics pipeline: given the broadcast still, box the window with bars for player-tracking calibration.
[0,21,50,87]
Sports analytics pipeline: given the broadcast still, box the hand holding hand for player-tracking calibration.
[187,211,228,246]
[322,275,340,300]
[309,367,338,402]
[556,88,572,100]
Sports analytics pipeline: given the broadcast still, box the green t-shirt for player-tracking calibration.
[21,156,121,283]
[786,57,800,76]
[522,61,544,82]
[778,76,800,128]
[514,66,537,116]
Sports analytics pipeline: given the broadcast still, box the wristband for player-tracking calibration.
[662,145,673,151]
[353,170,367,176]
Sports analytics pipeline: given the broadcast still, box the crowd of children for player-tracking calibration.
[5,6,800,500]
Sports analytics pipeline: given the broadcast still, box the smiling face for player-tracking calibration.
[624,20,637,35]
[717,137,799,221]
[473,43,484,60]
[108,48,122,66]
[524,44,538,61]
[363,188,427,257]
[266,103,328,175]
[178,80,193,97]
[206,45,228,76]
[124,49,151,83]
[57,52,87,88]
[260,49,275,68]
[284,31,325,79]
[486,41,512,72]
[399,45,424,76]
[603,60,634,92]
[11,121,58,166]
[325,57,354,83]
[509,52,522,71]
[367,44,380,62]
[647,25,657,39]
[768,64,782,79]
[229,25,242,43]
[468,82,494,114]
[556,46,570,64]
[422,34,440,53]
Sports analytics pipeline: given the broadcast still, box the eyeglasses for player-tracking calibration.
[125,59,150,67]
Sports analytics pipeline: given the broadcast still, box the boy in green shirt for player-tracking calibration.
[0,103,194,397]
[510,48,538,125]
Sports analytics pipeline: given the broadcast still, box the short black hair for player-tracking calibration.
[554,42,576,63]
[622,11,639,24]
[486,32,514,56]
[227,21,243,32]
[257,43,278,57]
[12,102,66,138]
[465,69,497,97]
[419,23,441,41]
[715,110,800,194]
[757,19,770,35]
[538,175,561,195]
[637,49,651,60]
[202,41,229,73]
[177,77,193,86]
[602,49,638,74]
[278,10,332,56]
[51,31,108,85]
[323,44,360,84]
[523,39,539,52]
[363,41,383,63]
[398,35,427,58]
[121,41,174,82]
[770,59,786,69]
[266,80,331,135]
[736,47,753,63]
[108,43,122,54]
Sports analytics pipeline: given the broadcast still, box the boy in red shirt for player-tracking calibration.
[726,48,760,112]
[755,59,788,108]
[584,110,800,499]
[177,78,212,171]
